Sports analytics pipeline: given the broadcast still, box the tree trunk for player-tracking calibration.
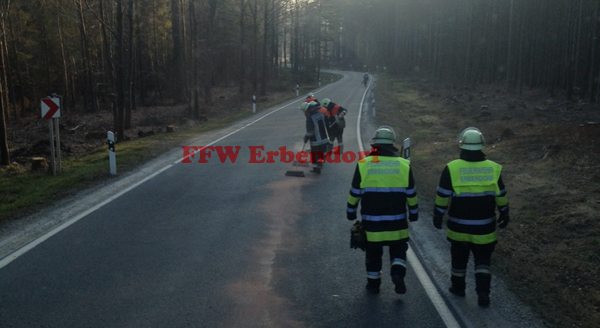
[171,0,183,102]
[8,15,21,118]
[588,0,599,101]
[204,0,218,105]
[124,0,135,129]
[251,0,258,93]
[572,0,584,98]
[239,0,246,95]
[57,2,70,114]
[115,0,125,141]
[0,2,10,165]
[99,0,117,130]
[260,0,268,96]
[77,0,97,112]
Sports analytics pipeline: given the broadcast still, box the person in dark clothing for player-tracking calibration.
[347,126,419,294]
[299,101,331,174]
[321,98,348,154]
[433,127,510,307]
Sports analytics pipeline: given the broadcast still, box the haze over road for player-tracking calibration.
[0,72,544,328]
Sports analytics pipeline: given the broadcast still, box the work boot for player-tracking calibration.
[310,167,321,174]
[448,286,466,297]
[449,275,466,297]
[478,292,490,307]
[392,275,406,294]
[366,280,380,294]
[475,272,491,306]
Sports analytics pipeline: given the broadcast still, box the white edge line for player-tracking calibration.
[0,78,342,270]
[408,250,461,328]
[356,76,461,328]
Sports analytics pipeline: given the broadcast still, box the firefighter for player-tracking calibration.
[304,93,320,106]
[321,98,348,154]
[299,101,331,174]
[347,126,419,294]
[433,127,510,307]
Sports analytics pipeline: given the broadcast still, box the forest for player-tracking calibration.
[1,0,599,164]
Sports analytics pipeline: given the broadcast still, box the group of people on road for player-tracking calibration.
[296,80,509,307]
[298,93,348,174]
[346,124,509,307]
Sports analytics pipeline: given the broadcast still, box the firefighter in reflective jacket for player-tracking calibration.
[299,101,331,174]
[347,126,419,294]
[322,98,348,154]
[433,127,509,307]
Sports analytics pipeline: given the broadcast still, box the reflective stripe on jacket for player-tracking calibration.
[305,107,330,146]
[436,159,506,244]
[347,154,418,244]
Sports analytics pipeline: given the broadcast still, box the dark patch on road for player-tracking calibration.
[224,177,310,327]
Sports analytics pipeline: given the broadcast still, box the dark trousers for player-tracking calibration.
[309,143,328,168]
[450,241,495,294]
[365,241,408,285]
[329,128,344,145]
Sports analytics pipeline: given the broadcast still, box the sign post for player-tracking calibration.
[403,138,411,161]
[108,131,117,175]
[48,119,56,175]
[252,95,256,114]
[41,95,61,175]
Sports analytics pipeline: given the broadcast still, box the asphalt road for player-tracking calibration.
[0,72,546,328]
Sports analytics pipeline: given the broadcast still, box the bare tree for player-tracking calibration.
[0,0,11,165]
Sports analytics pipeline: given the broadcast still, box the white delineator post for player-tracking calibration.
[296,84,299,97]
[108,131,117,175]
[252,95,257,114]
[403,138,411,161]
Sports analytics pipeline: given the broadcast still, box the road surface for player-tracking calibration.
[0,72,546,328]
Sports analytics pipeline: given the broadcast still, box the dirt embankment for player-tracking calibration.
[376,74,600,328]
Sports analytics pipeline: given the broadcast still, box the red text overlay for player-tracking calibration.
[181,146,379,164]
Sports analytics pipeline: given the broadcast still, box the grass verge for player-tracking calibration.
[375,74,600,328]
[0,72,341,224]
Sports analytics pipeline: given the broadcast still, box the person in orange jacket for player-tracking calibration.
[304,93,320,106]
[322,98,348,154]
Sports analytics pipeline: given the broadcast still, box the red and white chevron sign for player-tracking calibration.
[41,97,60,119]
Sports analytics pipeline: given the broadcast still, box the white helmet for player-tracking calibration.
[299,101,317,113]
[322,98,331,108]
[457,127,485,150]
[372,125,397,145]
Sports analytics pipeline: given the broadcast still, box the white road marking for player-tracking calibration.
[356,76,461,328]
[0,79,341,270]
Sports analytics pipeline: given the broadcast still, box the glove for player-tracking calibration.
[350,220,366,251]
[498,212,510,228]
[409,213,419,222]
[304,135,309,143]
[347,211,357,221]
[433,212,443,229]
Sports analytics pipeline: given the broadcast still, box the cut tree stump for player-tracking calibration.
[31,157,48,172]
[166,125,175,133]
